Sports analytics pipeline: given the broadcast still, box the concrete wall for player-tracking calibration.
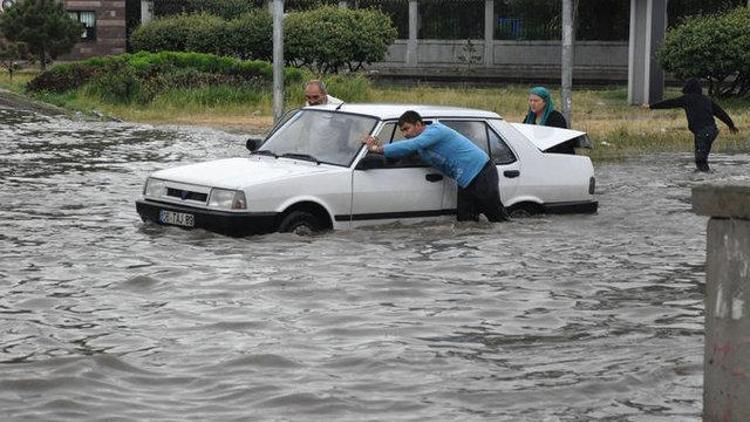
[370,40,629,82]
[692,184,750,422]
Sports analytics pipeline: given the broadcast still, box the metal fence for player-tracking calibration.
[419,0,485,39]
[153,0,749,41]
[357,0,410,39]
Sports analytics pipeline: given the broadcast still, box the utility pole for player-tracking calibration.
[272,0,284,124]
[561,0,574,126]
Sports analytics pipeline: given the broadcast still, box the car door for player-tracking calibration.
[440,119,521,209]
[349,121,449,227]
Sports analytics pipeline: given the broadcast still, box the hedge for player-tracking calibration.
[130,6,397,73]
[659,6,750,97]
[27,51,305,104]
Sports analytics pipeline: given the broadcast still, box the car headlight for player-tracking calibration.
[208,188,247,210]
[144,178,167,198]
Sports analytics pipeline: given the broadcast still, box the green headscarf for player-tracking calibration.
[523,86,554,125]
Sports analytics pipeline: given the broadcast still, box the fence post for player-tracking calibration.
[484,0,494,68]
[141,0,153,25]
[406,0,418,67]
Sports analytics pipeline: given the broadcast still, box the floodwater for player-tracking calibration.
[1,104,749,422]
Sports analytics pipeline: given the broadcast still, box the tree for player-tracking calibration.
[0,0,83,70]
[285,6,397,73]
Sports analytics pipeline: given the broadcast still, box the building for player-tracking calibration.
[61,0,127,60]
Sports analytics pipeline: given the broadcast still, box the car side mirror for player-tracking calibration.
[246,136,263,152]
[356,153,386,170]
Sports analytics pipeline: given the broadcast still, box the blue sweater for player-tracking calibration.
[383,122,489,188]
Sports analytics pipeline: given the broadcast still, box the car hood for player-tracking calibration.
[150,157,340,189]
[510,123,592,151]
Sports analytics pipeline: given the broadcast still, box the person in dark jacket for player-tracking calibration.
[523,86,574,154]
[645,78,739,172]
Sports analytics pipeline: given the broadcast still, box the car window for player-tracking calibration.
[442,120,489,153]
[488,128,517,165]
[379,120,430,168]
[260,110,377,167]
[377,122,397,143]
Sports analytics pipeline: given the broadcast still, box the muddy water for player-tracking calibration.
[2,104,749,421]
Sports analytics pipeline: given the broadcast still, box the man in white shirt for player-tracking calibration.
[304,80,343,107]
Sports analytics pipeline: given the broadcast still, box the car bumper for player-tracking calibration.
[136,199,278,237]
[543,200,598,214]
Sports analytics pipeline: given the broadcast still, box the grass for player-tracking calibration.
[370,83,750,160]
[0,70,36,93]
[2,69,749,160]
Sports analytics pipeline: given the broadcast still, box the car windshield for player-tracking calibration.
[258,110,378,167]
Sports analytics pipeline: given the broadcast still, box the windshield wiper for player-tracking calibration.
[280,153,320,164]
[253,150,278,158]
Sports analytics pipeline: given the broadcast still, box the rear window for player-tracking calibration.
[443,120,517,165]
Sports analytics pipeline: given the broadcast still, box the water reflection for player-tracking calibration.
[0,102,748,421]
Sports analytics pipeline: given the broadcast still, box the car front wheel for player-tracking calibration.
[278,210,322,236]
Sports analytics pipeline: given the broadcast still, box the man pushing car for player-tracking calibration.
[363,110,509,223]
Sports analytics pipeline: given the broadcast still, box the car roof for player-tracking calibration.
[306,103,503,120]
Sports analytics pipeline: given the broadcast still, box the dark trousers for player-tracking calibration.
[694,125,718,172]
[457,161,509,222]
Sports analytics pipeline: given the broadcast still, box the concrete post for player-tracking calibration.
[141,0,153,25]
[561,0,574,126]
[627,0,667,105]
[406,0,418,67]
[483,0,494,67]
[692,184,750,422]
[272,0,284,124]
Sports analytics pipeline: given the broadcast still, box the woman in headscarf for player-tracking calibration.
[524,86,568,128]
[524,86,574,154]
[645,78,738,172]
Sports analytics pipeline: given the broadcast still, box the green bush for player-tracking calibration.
[131,12,272,61]
[26,62,96,92]
[131,5,396,73]
[130,13,226,56]
[27,51,306,105]
[224,11,273,60]
[659,6,750,97]
[87,64,141,104]
[154,0,265,20]
[285,6,397,73]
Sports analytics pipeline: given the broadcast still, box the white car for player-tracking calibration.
[136,104,597,236]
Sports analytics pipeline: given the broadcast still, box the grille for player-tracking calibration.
[166,188,208,202]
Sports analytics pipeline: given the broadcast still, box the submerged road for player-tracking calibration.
[2,102,750,421]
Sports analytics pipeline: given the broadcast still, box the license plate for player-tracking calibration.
[159,210,195,228]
